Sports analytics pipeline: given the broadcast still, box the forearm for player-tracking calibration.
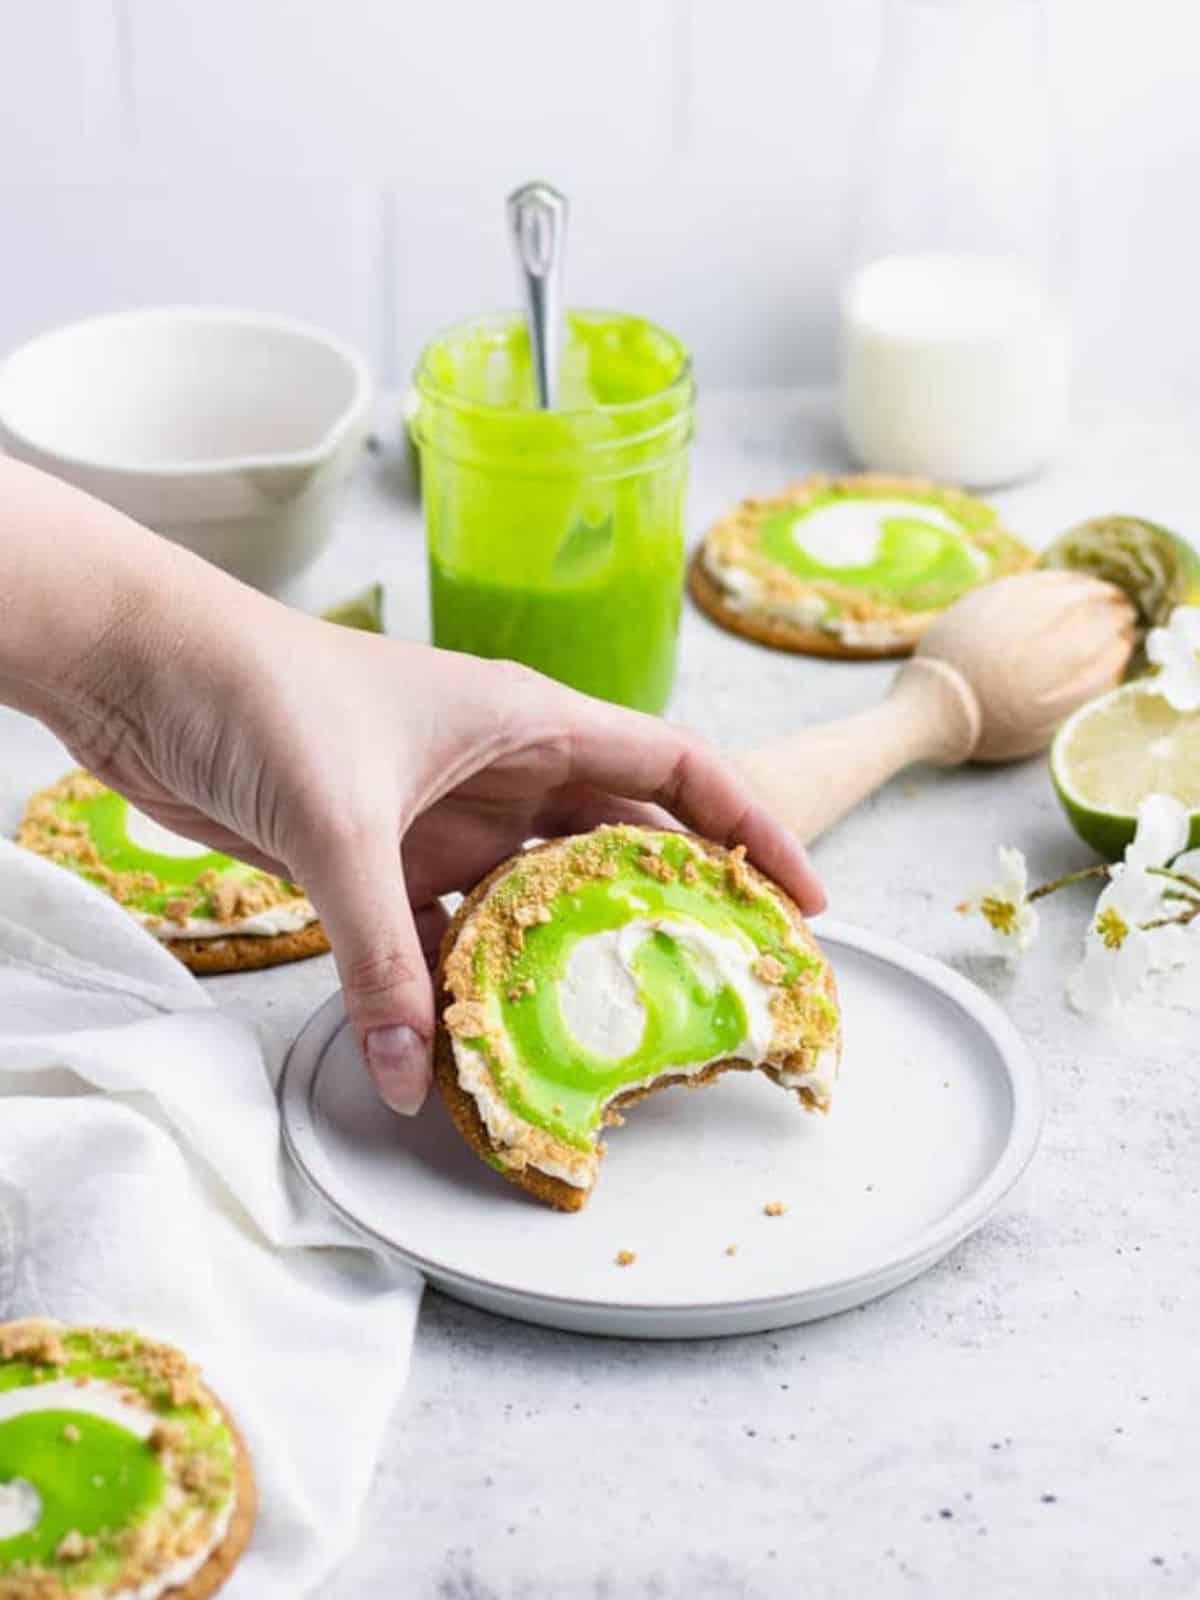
[0,459,256,759]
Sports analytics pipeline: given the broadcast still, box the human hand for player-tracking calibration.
[5,460,824,1117]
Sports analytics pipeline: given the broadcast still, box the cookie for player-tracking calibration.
[692,473,1034,659]
[167,921,331,976]
[16,772,327,975]
[0,1319,255,1600]
[434,825,842,1211]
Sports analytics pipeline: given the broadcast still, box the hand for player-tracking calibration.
[4,460,825,1116]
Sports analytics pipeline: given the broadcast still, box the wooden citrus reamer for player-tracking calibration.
[735,571,1137,844]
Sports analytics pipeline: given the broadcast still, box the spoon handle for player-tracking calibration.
[734,657,981,845]
[507,180,568,410]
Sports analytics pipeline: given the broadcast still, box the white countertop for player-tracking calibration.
[3,392,1197,1597]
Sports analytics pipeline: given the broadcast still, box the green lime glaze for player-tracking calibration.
[0,1412,162,1582]
[0,1328,237,1587]
[417,310,693,715]
[49,786,293,919]
[465,834,826,1149]
[70,789,228,887]
[759,490,992,613]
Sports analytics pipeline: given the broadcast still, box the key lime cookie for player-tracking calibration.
[0,1319,254,1599]
[434,825,842,1211]
[690,473,1034,658]
[16,772,329,975]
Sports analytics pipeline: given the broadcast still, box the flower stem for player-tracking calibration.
[1149,864,1200,895]
[1140,901,1200,932]
[1026,864,1111,903]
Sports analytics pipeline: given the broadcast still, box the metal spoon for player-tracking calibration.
[507,180,568,409]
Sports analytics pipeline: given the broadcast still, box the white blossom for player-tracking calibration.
[1069,795,1196,1013]
[959,846,1038,959]
[1145,605,1200,712]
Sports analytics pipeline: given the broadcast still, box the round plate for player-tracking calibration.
[279,920,1042,1339]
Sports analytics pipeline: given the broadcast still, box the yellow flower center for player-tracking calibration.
[980,895,1019,936]
[1096,906,1130,950]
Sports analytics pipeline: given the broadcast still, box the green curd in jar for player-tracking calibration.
[415,310,694,714]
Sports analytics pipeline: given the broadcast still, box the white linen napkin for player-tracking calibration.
[0,838,424,1598]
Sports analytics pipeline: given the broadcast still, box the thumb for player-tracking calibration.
[299,839,435,1116]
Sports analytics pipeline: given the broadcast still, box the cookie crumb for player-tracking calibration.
[752,954,785,984]
[56,1530,96,1562]
[149,1421,187,1454]
[636,848,675,884]
[62,1422,82,1444]
[763,1201,787,1217]
[725,1244,739,1257]
[615,1250,637,1267]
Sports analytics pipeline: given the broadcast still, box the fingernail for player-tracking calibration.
[365,1025,431,1116]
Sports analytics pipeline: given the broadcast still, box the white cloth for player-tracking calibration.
[0,838,424,1597]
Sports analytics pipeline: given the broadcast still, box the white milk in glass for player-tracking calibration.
[840,253,1068,489]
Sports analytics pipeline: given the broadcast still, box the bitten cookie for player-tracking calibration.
[434,824,842,1212]
[15,772,329,975]
[691,473,1034,658]
[0,1319,255,1600]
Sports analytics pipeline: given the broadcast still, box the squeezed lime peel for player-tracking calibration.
[321,581,386,633]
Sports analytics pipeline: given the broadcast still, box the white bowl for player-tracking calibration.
[0,308,372,593]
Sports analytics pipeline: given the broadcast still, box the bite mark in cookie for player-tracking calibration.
[434,825,842,1211]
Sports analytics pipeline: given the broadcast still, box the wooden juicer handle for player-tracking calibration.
[734,571,1138,846]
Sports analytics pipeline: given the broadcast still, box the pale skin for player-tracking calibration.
[0,458,825,1113]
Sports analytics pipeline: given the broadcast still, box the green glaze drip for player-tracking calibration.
[758,489,995,614]
[465,834,824,1150]
[0,1412,162,1582]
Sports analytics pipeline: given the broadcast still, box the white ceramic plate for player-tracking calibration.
[279,920,1041,1339]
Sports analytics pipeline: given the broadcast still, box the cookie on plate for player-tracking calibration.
[690,473,1034,659]
[16,772,329,975]
[0,1319,255,1599]
[434,824,842,1212]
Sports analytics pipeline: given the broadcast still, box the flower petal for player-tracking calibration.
[997,846,1029,904]
[1127,793,1191,870]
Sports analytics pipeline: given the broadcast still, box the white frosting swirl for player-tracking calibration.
[453,916,816,1188]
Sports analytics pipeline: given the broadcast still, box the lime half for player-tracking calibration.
[1051,681,1200,859]
[322,582,386,634]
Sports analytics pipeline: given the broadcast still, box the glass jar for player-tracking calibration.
[840,0,1067,487]
[414,310,694,715]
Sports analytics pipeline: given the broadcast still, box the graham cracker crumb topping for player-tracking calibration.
[54,1531,96,1564]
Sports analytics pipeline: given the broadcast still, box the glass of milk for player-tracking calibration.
[840,0,1068,488]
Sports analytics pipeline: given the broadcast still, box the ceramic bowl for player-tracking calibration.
[0,308,372,592]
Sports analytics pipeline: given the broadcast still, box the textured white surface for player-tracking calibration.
[2,390,1199,1594]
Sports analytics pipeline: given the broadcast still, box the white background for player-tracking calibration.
[0,0,1197,410]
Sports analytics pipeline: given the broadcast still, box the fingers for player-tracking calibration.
[535,784,679,839]
[562,702,827,915]
[297,829,434,1117]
